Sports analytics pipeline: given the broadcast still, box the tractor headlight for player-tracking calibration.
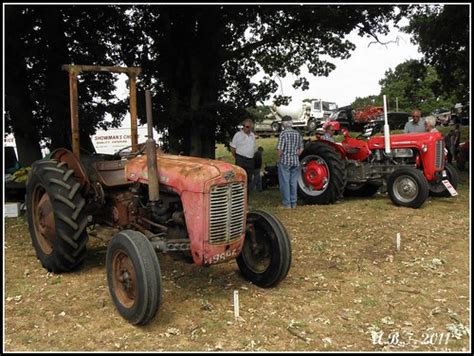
[422,144,428,153]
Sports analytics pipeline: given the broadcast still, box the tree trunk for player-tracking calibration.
[39,7,72,151]
[5,6,42,165]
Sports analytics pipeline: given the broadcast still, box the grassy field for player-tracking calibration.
[3,130,471,352]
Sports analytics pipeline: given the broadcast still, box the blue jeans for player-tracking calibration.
[278,163,300,207]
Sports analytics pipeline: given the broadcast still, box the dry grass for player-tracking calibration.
[4,163,470,352]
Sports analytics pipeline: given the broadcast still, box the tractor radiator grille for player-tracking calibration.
[209,183,245,245]
[435,140,444,170]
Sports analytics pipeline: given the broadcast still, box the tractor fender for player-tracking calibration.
[305,140,347,161]
[51,148,91,191]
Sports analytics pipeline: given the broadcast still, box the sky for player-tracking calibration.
[253,19,423,108]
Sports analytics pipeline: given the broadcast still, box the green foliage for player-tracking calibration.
[403,4,469,103]
[246,106,271,123]
[379,59,456,115]
[351,95,383,109]
[4,5,129,153]
[6,5,403,159]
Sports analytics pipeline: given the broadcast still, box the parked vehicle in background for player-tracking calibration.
[364,111,410,132]
[297,122,459,209]
[268,99,338,133]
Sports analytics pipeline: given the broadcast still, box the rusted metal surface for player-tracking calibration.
[62,64,142,156]
[109,191,135,227]
[145,90,160,202]
[111,249,137,308]
[92,160,131,187]
[51,148,90,189]
[62,64,141,76]
[129,74,139,152]
[68,70,80,158]
[138,216,168,232]
[32,185,55,255]
[126,153,246,264]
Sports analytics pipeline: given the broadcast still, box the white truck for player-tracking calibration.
[266,99,338,132]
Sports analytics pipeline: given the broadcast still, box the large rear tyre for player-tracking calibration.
[297,142,347,204]
[237,210,291,288]
[429,163,459,197]
[26,159,88,272]
[387,168,429,208]
[106,230,162,325]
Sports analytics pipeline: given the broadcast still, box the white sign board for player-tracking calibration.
[5,126,161,157]
[91,126,161,155]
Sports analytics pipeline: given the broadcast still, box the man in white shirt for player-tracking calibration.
[230,118,256,185]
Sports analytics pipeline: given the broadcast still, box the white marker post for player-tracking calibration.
[396,233,401,251]
[383,95,391,154]
[233,290,240,320]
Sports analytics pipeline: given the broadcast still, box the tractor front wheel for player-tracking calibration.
[106,230,162,325]
[26,159,89,272]
[387,168,429,208]
[237,210,291,288]
[429,163,459,197]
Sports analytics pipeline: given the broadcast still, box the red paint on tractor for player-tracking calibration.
[126,152,248,265]
[304,160,329,190]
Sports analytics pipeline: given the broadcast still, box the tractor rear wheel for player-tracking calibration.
[237,210,291,287]
[344,182,380,197]
[297,142,347,204]
[429,163,459,197]
[106,230,162,325]
[26,159,88,272]
[387,168,429,208]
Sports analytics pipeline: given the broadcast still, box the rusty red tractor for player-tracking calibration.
[297,125,459,209]
[26,65,291,325]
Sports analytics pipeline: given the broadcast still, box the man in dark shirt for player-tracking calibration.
[251,146,264,192]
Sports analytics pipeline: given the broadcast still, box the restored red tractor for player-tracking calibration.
[26,65,291,325]
[297,125,459,208]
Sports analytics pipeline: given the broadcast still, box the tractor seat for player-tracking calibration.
[91,159,132,187]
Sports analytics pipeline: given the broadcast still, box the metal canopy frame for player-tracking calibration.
[62,64,142,157]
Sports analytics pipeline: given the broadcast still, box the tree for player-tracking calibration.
[5,5,128,165]
[378,59,456,115]
[6,5,403,161]
[118,5,403,158]
[403,4,469,103]
[351,95,383,109]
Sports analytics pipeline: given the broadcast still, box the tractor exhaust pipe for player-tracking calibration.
[145,90,159,202]
[383,94,391,154]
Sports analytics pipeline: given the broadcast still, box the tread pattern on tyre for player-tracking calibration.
[387,167,429,208]
[27,159,88,273]
[106,230,162,325]
[237,210,291,288]
[298,142,347,204]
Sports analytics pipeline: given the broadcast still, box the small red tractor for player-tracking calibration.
[297,124,459,209]
[26,65,291,325]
